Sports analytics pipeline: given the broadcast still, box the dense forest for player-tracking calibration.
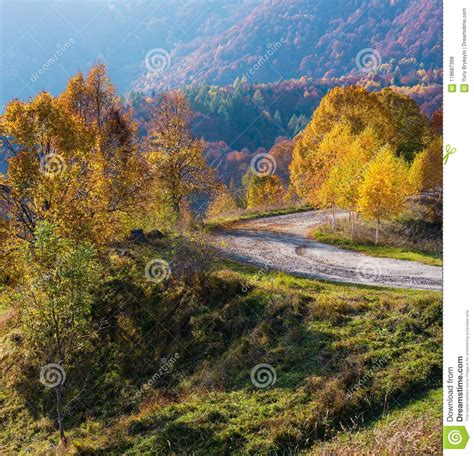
[127,77,441,187]
[134,0,442,94]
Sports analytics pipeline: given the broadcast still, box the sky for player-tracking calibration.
[0,0,246,106]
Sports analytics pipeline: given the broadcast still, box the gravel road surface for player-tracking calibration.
[211,210,442,291]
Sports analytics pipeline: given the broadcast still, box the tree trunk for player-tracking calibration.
[55,386,67,445]
[172,198,183,232]
[375,218,380,245]
[332,207,336,231]
[351,212,355,242]
[173,200,180,221]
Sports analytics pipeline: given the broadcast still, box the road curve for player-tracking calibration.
[211,210,442,291]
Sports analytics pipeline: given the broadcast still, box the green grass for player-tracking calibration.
[0,252,442,455]
[307,388,442,455]
[313,229,442,266]
[205,204,312,230]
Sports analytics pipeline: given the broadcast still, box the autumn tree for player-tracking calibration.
[431,110,443,136]
[358,147,410,243]
[290,87,395,202]
[289,86,432,239]
[408,136,443,193]
[269,137,293,185]
[61,64,148,227]
[376,88,430,161]
[206,183,238,219]
[317,174,339,230]
[291,122,354,210]
[0,64,147,248]
[408,136,443,223]
[16,221,100,444]
[246,174,285,209]
[328,127,382,238]
[146,92,215,222]
[304,86,395,145]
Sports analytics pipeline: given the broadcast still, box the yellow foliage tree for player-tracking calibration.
[330,126,383,238]
[206,184,238,219]
[290,86,395,203]
[0,64,147,249]
[146,92,215,222]
[246,175,285,209]
[376,88,431,161]
[317,174,339,230]
[291,122,353,204]
[308,86,395,144]
[358,147,410,243]
[408,136,443,193]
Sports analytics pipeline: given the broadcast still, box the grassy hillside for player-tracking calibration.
[0,241,442,455]
[307,388,442,455]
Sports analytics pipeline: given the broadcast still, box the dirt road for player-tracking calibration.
[211,210,442,291]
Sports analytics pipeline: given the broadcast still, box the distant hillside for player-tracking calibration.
[2,0,441,107]
[133,0,442,93]
[131,78,441,150]
[130,79,441,186]
[0,0,255,106]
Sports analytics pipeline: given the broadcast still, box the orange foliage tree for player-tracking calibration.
[0,64,147,250]
[145,92,215,222]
